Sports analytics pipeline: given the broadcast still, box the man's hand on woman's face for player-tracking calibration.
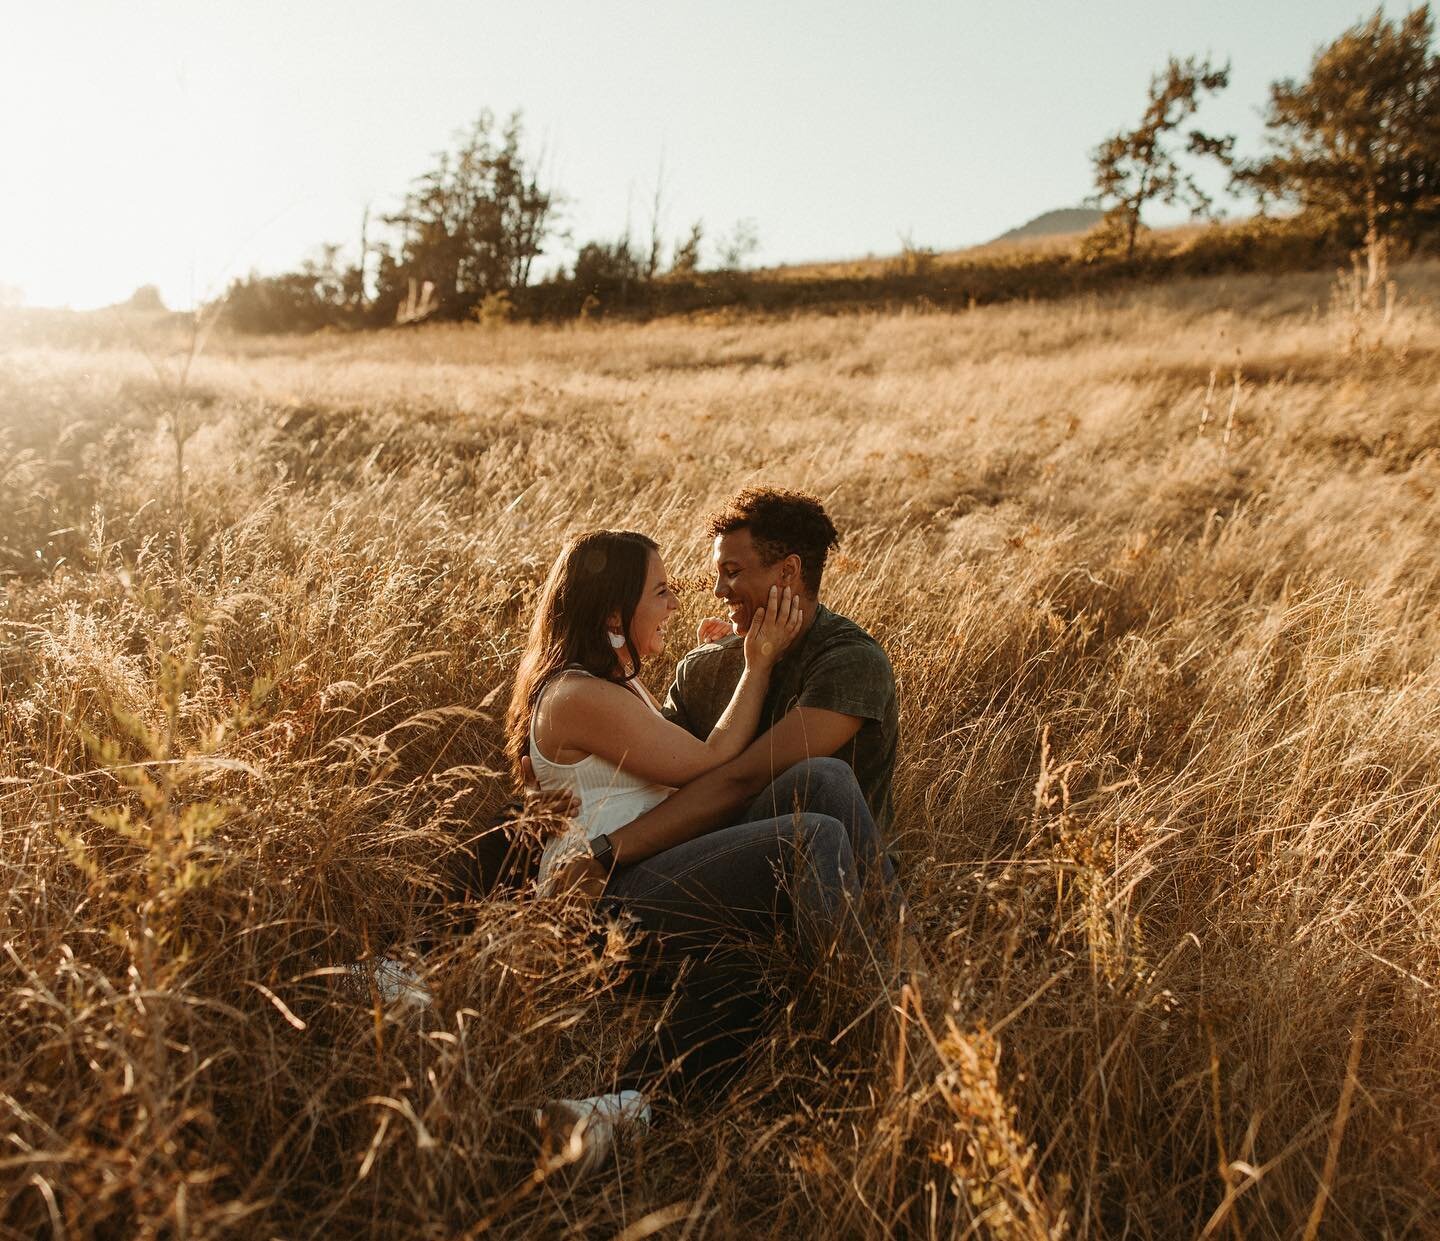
[696,616,733,644]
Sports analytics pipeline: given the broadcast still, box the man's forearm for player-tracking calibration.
[610,761,765,864]
[609,706,865,866]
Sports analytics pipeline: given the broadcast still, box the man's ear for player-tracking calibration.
[779,554,803,586]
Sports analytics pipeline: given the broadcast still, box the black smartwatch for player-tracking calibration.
[588,832,616,871]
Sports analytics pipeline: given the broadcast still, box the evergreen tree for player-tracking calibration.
[379,111,556,319]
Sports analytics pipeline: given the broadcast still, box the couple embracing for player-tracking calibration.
[504,487,909,1167]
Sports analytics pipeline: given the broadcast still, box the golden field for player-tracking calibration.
[3,263,1440,1238]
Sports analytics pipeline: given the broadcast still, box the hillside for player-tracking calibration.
[991,205,1105,243]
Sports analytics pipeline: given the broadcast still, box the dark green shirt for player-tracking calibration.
[661,604,899,834]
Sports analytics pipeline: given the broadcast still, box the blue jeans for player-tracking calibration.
[602,758,902,1099]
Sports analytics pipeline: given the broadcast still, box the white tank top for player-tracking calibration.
[529,669,673,887]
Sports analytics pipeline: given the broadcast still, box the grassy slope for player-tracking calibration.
[748,217,1207,281]
[3,262,1440,1237]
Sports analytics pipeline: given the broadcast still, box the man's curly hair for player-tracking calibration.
[707,487,840,594]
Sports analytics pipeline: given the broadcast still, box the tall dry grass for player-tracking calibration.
[3,262,1440,1238]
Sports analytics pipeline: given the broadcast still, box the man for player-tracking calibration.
[667,487,898,832]
[605,486,900,865]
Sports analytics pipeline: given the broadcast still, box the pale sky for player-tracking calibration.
[0,0,1413,310]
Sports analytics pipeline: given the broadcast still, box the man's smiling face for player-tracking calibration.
[712,528,790,634]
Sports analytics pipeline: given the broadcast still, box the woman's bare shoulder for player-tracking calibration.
[544,671,632,714]
[534,672,640,759]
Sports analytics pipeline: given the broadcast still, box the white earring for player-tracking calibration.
[609,630,628,649]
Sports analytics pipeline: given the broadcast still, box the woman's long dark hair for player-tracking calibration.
[504,529,658,781]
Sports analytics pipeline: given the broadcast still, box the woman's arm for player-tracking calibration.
[546,586,801,787]
[696,585,802,761]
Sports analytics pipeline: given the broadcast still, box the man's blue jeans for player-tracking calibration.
[602,757,902,1099]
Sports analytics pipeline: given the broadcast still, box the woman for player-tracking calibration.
[505,529,900,1169]
[510,528,803,893]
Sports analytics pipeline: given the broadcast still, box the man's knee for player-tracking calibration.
[742,758,862,830]
[781,756,852,785]
[778,757,862,817]
[794,812,855,871]
[775,757,858,802]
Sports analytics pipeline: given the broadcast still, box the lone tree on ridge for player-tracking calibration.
[1089,55,1233,260]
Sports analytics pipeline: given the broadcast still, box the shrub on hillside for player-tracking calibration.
[1171,213,1341,276]
[471,288,516,326]
[883,234,937,278]
[1077,210,1142,264]
[221,258,359,335]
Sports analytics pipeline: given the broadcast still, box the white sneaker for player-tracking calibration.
[535,1091,650,1178]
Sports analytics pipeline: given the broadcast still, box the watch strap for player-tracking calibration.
[589,832,616,870]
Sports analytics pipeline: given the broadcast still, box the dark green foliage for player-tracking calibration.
[572,236,645,302]
[512,214,1361,322]
[221,245,358,334]
[375,110,555,321]
[214,214,1378,333]
[1237,4,1440,248]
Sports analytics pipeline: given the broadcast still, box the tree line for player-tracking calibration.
[220,107,761,333]
[222,5,1440,332]
[1088,5,1439,283]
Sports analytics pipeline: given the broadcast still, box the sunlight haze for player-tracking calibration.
[0,0,1409,309]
